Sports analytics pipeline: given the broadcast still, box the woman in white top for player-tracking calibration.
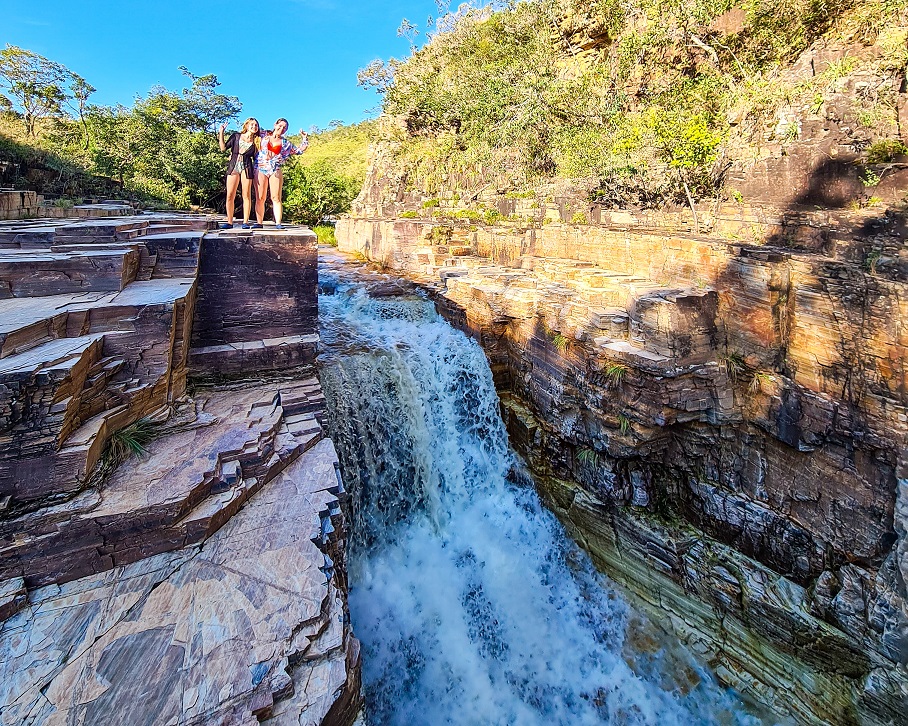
[254,118,308,229]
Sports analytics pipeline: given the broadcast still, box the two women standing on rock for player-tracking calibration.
[218,117,308,229]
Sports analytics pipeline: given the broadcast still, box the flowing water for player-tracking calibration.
[318,261,769,726]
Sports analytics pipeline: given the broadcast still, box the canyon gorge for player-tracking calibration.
[335,14,908,723]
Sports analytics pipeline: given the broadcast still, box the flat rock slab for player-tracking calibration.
[0,278,195,359]
[0,578,25,622]
[0,249,138,298]
[0,437,360,726]
[0,380,325,587]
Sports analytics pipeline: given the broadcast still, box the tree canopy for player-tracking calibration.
[0,45,85,136]
[0,46,373,221]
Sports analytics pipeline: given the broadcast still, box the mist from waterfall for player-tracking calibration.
[318,270,769,726]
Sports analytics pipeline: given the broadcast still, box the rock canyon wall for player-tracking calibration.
[336,38,908,721]
[0,212,361,725]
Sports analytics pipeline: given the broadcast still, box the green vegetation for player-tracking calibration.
[720,352,747,382]
[109,418,156,463]
[604,361,628,388]
[576,448,600,467]
[550,331,570,352]
[297,119,375,181]
[283,119,377,225]
[450,209,482,221]
[313,224,338,246]
[360,0,905,206]
[617,413,631,435]
[866,139,908,164]
[749,371,773,393]
[860,168,882,188]
[0,45,374,221]
[0,48,241,207]
[283,159,361,226]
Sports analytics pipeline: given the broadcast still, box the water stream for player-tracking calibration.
[317,260,770,726]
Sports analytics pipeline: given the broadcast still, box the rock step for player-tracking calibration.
[0,382,327,587]
[0,277,196,359]
[51,219,150,246]
[0,334,127,455]
[442,258,722,364]
[0,278,197,503]
[0,335,109,503]
[0,248,139,298]
[0,333,105,379]
[0,223,62,249]
[139,231,203,278]
[49,241,159,282]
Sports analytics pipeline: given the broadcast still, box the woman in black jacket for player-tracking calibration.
[218,117,261,228]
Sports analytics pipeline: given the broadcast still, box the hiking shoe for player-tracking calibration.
[274,224,284,230]
[241,223,251,229]
[252,223,263,229]
[218,222,231,229]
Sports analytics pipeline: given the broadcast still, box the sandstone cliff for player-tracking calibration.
[337,20,908,723]
[0,211,361,725]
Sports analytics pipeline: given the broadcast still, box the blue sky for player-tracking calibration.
[3,0,443,130]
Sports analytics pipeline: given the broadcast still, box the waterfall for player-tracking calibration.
[318,270,770,726]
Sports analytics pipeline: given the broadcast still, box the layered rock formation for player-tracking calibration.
[339,205,907,724]
[337,45,908,717]
[0,190,135,221]
[0,213,361,725]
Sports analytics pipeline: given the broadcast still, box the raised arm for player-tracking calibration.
[290,132,309,155]
[218,123,228,152]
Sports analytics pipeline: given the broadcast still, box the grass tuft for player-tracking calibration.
[604,362,628,388]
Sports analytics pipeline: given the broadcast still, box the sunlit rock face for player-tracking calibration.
[336,81,908,721]
[0,215,361,725]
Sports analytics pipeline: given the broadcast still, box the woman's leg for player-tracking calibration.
[240,172,253,224]
[269,169,284,225]
[225,172,240,224]
[255,171,269,224]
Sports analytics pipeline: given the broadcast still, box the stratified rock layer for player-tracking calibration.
[336,195,908,724]
[0,214,360,725]
[190,228,319,378]
[0,434,360,726]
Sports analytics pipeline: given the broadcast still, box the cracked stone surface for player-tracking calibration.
[0,214,360,726]
[0,438,360,726]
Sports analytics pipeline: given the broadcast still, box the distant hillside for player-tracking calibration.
[357,0,908,210]
[299,120,378,184]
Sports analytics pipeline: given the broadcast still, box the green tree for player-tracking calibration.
[68,74,96,148]
[283,160,361,226]
[0,45,72,136]
[86,70,240,207]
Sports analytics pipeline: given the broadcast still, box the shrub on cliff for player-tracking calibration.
[358,0,906,206]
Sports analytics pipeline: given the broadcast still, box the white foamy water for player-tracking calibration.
[318,272,768,726]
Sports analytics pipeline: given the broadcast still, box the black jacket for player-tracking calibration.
[224,132,257,176]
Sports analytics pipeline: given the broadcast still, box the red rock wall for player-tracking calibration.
[190,229,319,377]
